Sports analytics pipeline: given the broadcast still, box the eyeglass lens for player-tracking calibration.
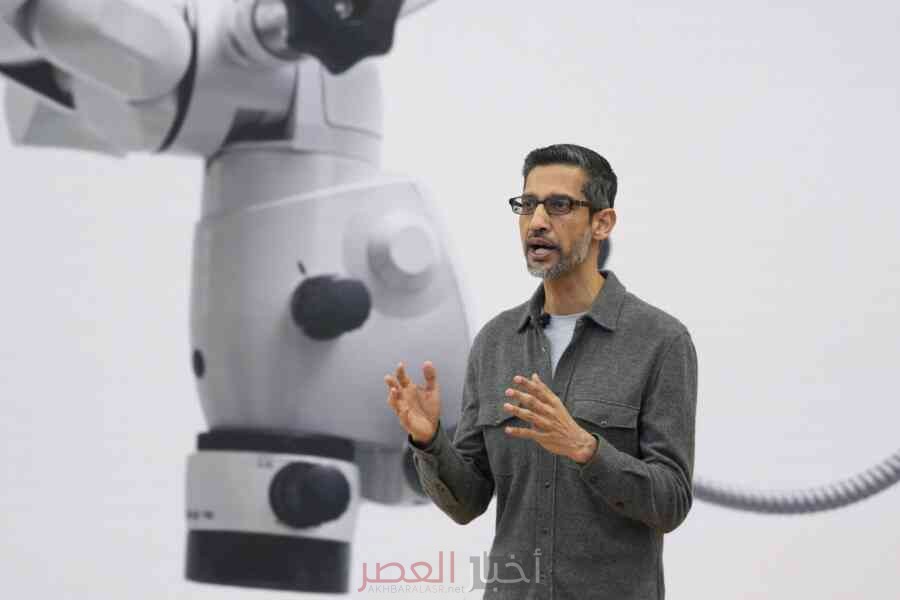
[518,195,572,214]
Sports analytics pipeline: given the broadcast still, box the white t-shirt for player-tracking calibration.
[543,310,588,377]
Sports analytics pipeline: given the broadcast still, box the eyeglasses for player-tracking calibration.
[508,194,593,216]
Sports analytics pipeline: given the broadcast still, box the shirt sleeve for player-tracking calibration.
[406,330,495,525]
[577,330,698,533]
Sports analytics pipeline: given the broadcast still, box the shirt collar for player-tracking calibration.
[516,269,627,333]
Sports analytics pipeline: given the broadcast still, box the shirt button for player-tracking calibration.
[590,475,599,483]
[541,527,549,534]
[543,480,551,488]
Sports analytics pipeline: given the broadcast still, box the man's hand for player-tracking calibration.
[502,373,598,465]
[384,361,441,446]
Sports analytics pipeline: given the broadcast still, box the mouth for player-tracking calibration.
[527,242,558,260]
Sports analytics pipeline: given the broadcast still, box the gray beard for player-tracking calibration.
[526,226,593,280]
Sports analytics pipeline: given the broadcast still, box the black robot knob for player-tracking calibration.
[283,0,404,74]
[269,462,352,528]
[290,275,371,340]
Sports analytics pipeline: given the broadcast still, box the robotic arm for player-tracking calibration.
[0,0,436,154]
[0,0,191,153]
[1,0,467,594]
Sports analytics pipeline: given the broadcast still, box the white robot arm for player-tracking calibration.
[0,0,436,154]
[0,0,192,152]
[1,0,467,594]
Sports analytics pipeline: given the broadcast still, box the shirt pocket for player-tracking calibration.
[568,399,640,463]
[476,403,533,478]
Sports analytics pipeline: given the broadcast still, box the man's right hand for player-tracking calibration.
[384,361,441,446]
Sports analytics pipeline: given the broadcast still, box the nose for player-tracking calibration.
[527,202,553,231]
[531,202,550,225]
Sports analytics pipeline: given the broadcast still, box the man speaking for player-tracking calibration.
[385,143,698,599]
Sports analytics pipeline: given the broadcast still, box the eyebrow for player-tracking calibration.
[521,192,578,202]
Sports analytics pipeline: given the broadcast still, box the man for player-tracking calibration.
[384,143,698,599]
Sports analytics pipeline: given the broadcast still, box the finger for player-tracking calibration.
[385,379,409,411]
[386,387,401,411]
[422,361,438,392]
[511,374,545,399]
[387,386,404,411]
[504,388,551,416]
[503,402,551,430]
[530,372,555,396]
[503,425,544,440]
[512,374,536,389]
[388,383,412,418]
[506,388,553,416]
[396,362,411,387]
[384,374,400,391]
[519,373,563,408]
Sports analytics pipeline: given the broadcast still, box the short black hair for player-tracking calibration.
[522,143,617,213]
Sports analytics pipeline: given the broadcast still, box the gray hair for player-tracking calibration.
[522,143,617,213]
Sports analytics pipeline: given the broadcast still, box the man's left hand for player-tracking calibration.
[503,373,598,465]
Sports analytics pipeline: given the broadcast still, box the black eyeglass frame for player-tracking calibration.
[508,194,595,216]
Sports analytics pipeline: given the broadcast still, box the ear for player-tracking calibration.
[592,208,615,240]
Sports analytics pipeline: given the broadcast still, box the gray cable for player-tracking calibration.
[693,447,900,514]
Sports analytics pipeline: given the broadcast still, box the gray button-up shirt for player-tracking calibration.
[407,269,698,599]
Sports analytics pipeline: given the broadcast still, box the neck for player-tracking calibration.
[543,267,606,316]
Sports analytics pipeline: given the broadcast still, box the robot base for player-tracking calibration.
[186,530,350,593]
[185,430,360,594]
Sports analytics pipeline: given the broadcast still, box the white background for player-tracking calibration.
[2,1,899,598]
